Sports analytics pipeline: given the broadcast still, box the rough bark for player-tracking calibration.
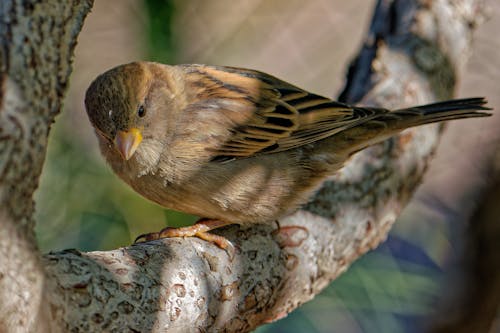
[0,1,92,332]
[0,0,490,332]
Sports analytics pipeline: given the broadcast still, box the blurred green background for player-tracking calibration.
[34,1,500,332]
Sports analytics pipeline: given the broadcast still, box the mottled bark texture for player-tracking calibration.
[0,1,93,332]
[0,0,489,332]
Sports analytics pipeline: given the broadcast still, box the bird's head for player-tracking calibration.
[85,62,172,161]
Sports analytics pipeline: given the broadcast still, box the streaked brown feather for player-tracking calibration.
[182,65,386,159]
[180,65,490,161]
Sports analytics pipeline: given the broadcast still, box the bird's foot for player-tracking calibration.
[134,218,235,257]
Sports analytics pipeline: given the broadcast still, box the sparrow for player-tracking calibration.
[85,61,491,248]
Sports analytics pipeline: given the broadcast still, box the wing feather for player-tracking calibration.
[182,64,387,160]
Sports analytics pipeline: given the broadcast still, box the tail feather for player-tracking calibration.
[341,97,492,154]
[391,97,491,128]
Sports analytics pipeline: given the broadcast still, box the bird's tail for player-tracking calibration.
[390,97,491,129]
[339,97,491,155]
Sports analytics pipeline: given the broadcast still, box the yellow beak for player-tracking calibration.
[114,128,143,160]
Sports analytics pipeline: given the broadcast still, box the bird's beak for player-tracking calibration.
[114,128,143,160]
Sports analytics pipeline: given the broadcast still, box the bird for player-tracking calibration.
[84,61,491,249]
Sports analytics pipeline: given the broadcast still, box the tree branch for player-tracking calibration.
[0,0,489,332]
[0,1,93,332]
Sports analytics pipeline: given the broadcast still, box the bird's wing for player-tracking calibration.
[182,65,387,160]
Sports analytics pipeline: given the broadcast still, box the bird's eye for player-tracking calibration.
[137,105,146,118]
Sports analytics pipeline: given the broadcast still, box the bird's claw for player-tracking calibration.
[133,220,236,260]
